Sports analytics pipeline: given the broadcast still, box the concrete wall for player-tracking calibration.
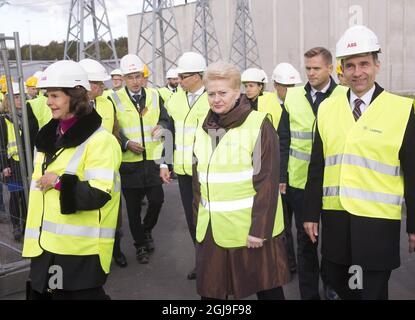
[127,0,415,94]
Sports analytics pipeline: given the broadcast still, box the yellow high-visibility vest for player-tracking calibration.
[95,96,115,133]
[318,91,413,220]
[111,87,163,162]
[22,127,122,274]
[284,85,347,189]
[194,111,284,248]
[166,90,210,176]
[258,92,283,130]
[28,95,52,129]
[5,117,19,161]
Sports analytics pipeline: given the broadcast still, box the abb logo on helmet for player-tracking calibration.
[347,42,357,48]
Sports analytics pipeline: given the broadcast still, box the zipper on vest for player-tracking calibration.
[139,112,146,161]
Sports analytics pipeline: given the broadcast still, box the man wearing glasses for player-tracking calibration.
[160,52,210,280]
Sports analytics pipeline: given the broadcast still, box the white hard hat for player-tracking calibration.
[79,58,111,82]
[6,82,23,95]
[166,68,178,79]
[336,25,381,59]
[37,60,91,90]
[176,52,206,74]
[120,54,144,75]
[110,68,123,76]
[271,63,302,85]
[241,68,268,84]
[32,71,43,79]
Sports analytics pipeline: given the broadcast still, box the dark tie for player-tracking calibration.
[353,98,363,121]
[313,92,325,111]
[133,94,141,104]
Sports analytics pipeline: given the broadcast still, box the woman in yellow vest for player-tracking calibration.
[22,60,122,300]
[0,82,38,241]
[193,61,291,300]
[241,67,282,130]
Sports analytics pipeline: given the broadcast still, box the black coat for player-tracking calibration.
[304,84,415,270]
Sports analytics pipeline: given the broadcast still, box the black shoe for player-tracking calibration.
[136,246,149,264]
[113,252,128,267]
[144,231,155,253]
[324,285,340,300]
[187,267,196,280]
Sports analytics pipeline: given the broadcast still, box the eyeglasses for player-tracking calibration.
[178,73,196,80]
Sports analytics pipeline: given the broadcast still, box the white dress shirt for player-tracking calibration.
[349,85,376,115]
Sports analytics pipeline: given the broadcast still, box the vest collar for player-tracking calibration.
[346,82,384,105]
[35,108,102,154]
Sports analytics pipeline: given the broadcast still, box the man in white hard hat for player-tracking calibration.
[111,54,170,265]
[304,25,415,299]
[110,69,124,91]
[282,47,347,300]
[79,58,127,268]
[160,51,210,280]
[271,62,302,275]
[158,68,181,104]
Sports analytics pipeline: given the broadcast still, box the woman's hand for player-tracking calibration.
[36,172,59,191]
[247,235,265,248]
[2,167,12,177]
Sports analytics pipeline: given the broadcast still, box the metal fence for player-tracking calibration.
[0,32,32,298]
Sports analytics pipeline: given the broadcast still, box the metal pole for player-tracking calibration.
[79,0,85,60]
[151,0,157,85]
[14,32,33,179]
[91,0,101,61]
[242,1,247,70]
[0,34,30,205]
[202,0,208,63]
[158,1,167,85]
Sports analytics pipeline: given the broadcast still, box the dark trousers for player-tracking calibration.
[321,258,391,300]
[286,186,320,300]
[177,174,196,244]
[27,284,110,300]
[9,190,26,232]
[281,193,296,271]
[122,185,164,248]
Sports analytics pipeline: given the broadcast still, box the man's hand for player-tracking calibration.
[247,235,265,248]
[36,172,59,191]
[160,167,172,184]
[151,125,164,140]
[2,167,11,177]
[303,222,319,243]
[127,141,145,154]
[279,183,287,195]
[409,233,415,253]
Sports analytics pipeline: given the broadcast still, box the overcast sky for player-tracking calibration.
[0,0,193,46]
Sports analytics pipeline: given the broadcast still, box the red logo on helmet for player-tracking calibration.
[347,42,357,48]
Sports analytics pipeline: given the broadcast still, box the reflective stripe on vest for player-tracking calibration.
[289,148,311,161]
[291,131,313,140]
[325,154,401,177]
[42,220,115,239]
[323,186,403,206]
[201,196,254,212]
[198,169,253,184]
[318,90,412,220]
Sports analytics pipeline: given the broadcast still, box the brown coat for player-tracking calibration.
[192,95,291,299]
